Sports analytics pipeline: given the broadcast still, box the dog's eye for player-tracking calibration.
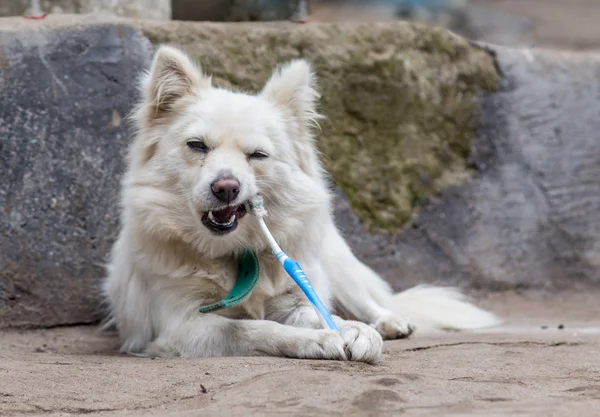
[249,150,269,159]
[186,138,209,153]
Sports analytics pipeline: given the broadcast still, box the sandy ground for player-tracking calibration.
[2,292,600,417]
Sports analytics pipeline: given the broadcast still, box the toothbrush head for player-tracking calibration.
[246,195,267,218]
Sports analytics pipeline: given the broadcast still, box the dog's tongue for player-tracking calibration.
[212,206,236,223]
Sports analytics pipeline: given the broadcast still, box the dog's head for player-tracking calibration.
[124,46,330,257]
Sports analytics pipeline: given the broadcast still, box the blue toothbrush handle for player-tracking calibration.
[280,257,339,331]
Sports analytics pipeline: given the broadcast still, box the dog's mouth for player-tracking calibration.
[201,204,247,235]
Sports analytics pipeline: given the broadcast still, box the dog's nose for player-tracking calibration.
[211,177,241,204]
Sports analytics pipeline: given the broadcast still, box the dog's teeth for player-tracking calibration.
[228,215,236,223]
[208,211,215,221]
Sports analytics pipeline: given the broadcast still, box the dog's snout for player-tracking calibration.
[211,177,241,204]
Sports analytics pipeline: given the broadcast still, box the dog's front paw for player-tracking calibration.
[295,330,347,361]
[340,321,383,364]
[372,314,415,340]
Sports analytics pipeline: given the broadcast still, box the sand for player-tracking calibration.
[2,292,599,416]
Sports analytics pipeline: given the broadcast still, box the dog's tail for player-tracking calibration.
[390,285,501,332]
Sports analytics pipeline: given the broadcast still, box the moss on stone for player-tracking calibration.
[140,21,499,234]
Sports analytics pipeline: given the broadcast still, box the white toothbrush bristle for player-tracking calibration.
[248,196,268,218]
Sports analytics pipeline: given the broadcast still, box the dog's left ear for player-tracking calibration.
[261,60,320,125]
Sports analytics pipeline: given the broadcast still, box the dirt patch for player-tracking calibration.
[1,292,599,416]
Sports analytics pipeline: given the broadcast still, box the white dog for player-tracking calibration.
[104,45,499,363]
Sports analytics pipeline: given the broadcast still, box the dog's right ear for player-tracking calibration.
[142,45,210,120]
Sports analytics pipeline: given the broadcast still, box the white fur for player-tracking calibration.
[103,45,500,363]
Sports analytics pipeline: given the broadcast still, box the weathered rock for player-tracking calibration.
[336,46,600,292]
[0,19,153,327]
[1,15,600,329]
[0,0,171,20]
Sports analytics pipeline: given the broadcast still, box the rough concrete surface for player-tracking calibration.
[1,293,599,416]
[337,46,600,292]
[0,20,152,327]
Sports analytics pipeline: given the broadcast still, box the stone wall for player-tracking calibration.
[0,17,153,327]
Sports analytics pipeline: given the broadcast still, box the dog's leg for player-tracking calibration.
[262,251,383,360]
[330,263,416,340]
[322,224,416,340]
[144,307,381,363]
[259,237,412,340]
[322,224,500,337]
[265,289,382,363]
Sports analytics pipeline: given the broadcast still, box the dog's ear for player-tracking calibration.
[262,60,324,178]
[261,60,320,125]
[142,45,210,120]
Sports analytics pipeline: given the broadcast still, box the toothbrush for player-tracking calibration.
[246,196,339,331]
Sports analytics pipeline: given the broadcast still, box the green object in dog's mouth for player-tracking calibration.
[202,204,247,235]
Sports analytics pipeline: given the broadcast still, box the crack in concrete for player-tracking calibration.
[404,340,581,352]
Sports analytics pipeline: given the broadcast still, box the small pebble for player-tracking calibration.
[200,385,208,394]
[541,325,548,330]
[558,324,565,330]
